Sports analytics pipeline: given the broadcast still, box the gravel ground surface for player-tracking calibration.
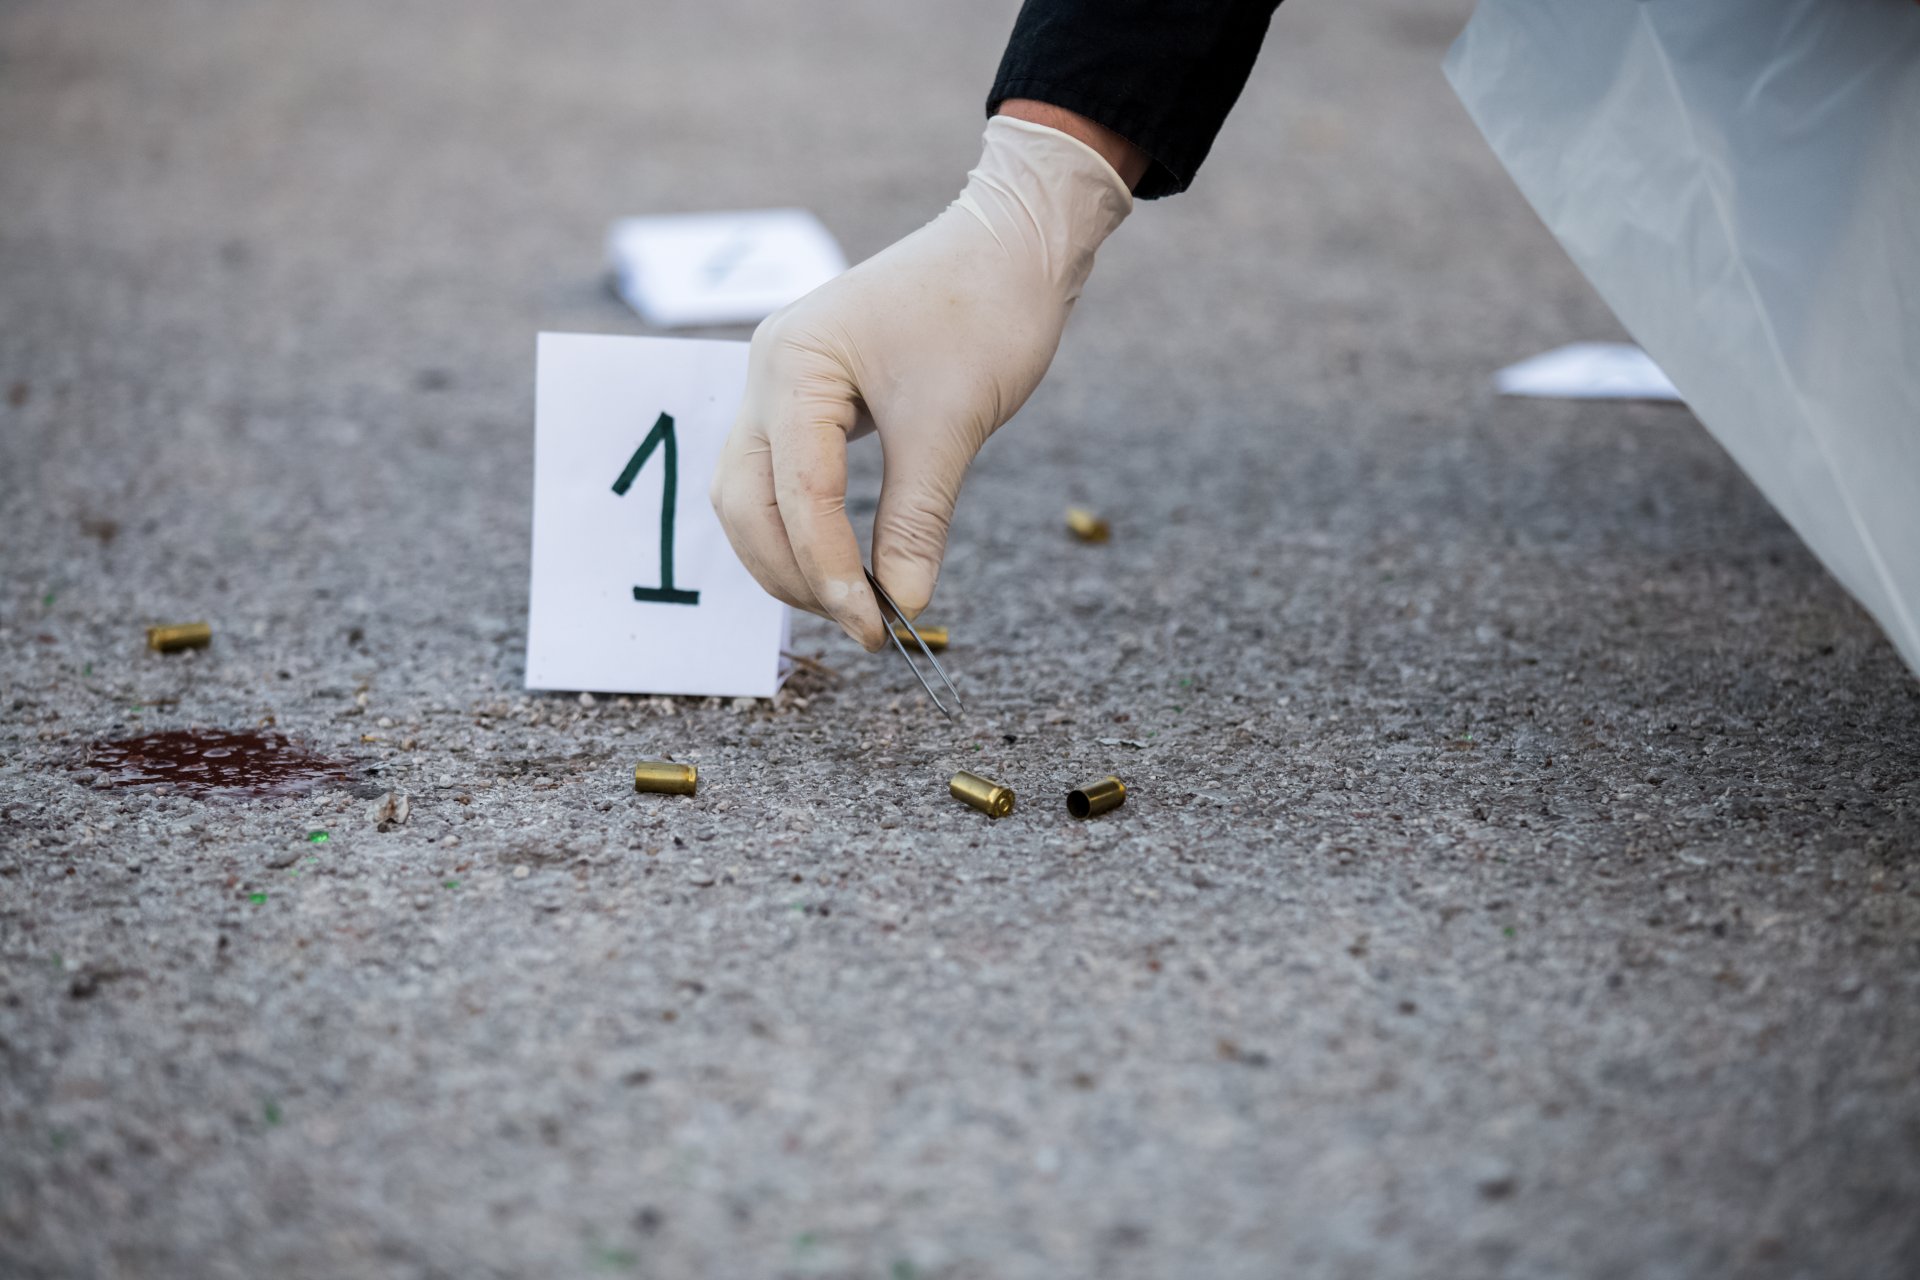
[4,2,1918,1277]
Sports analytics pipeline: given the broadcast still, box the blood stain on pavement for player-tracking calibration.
[84,728,351,799]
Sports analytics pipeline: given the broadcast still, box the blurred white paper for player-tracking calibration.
[527,333,789,697]
[607,209,847,328]
[1496,343,1680,401]
[1450,0,1920,676]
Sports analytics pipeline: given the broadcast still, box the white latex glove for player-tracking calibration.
[710,116,1132,650]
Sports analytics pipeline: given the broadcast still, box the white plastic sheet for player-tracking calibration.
[1447,0,1920,675]
[1497,343,1681,402]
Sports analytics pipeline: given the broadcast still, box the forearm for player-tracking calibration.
[995,98,1152,191]
[989,0,1286,198]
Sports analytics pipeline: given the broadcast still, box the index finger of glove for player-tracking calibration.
[767,391,888,652]
[710,425,813,614]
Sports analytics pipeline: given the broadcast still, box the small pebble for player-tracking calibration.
[371,791,411,828]
[512,865,530,879]
[1471,1158,1519,1200]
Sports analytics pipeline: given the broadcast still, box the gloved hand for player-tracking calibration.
[710,115,1133,649]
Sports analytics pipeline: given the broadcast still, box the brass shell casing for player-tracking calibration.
[1065,507,1110,543]
[1067,776,1127,819]
[633,761,697,796]
[890,624,948,651]
[146,622,212,653]
[949,770,1014,818]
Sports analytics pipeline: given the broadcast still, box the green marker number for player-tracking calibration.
[613,411,700,606]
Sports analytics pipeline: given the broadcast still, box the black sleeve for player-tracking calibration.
[988,0,1285,199]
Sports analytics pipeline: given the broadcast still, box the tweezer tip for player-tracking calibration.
[865,566,965,717]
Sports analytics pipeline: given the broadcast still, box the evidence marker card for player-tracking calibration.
[527,332,790,698]
[607,209,847,329]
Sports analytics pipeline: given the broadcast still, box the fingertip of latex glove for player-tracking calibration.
[822,576,888,652]
[872,548,936,622]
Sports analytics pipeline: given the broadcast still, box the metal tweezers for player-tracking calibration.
[866,568,964,720]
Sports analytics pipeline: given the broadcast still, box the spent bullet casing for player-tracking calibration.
[889,624,948,651]
[633,761,697,796]
[1065,507,1110,543]
[146,621,212,653]
[950,770,1014,818]
[1067,775,1127,819]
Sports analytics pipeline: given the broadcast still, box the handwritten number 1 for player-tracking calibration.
[612,412,700,605]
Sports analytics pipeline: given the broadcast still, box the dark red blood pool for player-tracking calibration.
[85,729,351,799]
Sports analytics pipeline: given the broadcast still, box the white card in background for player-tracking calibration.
[527,333,789,698]
[1496,342,1683,401]
[607,209,848,328]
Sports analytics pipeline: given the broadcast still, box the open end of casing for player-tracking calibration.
[1066,776,1126,819]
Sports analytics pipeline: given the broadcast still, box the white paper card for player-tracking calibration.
[607,208,848,328]
[1496,342,1682,401]
[527,332,789,697]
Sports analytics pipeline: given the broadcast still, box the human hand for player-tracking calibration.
[710,116,1133,649]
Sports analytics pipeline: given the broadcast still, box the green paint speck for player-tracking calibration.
[1502,926,1516,939]
[306,830,329,843]
[262,1100,281,1126]
[41,591,55,607]
[1171,705,1183,714]
[443,879,461,890]
[793,1232,819,1255]
[83,663,92,676]
[50,953,63,970]
[1180,676,1193,688]
[249,892,268,905]
[892,1262,918,1280]
[49,1128,72,1150]
[589,1246,639,1272]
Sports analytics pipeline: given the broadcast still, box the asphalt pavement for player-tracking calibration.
[3,2,1917,1277]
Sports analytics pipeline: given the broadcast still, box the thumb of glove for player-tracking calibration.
[869,427,974,620]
